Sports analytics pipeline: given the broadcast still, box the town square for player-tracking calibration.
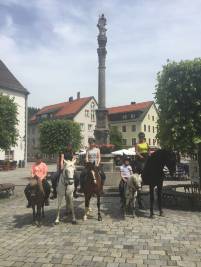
[0,1,201,267]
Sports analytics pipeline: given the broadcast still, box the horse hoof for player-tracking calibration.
[72,220,77,225]
[150,214,155,219]
[83,215,87,221]
[98,216,102,221]
[55,221,59,225]
[159,211,164,217]
[32,221,36,226]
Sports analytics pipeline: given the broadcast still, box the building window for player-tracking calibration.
[132,125,136,132]
[5,150,14,160]
[148,114,150,120]
[153,139,156,146]
[153,126,155,133]
[91,110,95,122]
[122,114,127,120]
[122,126,126,132]
[131,113,136,119]
[148,125,150,132]
[88,124,92,131]
[144,124,146,132]
[80,123,85,131]
[85,109,90,117]
[91,102,95,109]
[132,138,136,146]
[122,139,127,145]
[148,138,151,145]
[152,116,154,121]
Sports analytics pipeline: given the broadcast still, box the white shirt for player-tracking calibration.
[120,164,133,178]
[87,147,100,166]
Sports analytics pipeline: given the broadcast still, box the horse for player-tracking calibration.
[82,162,103,221]
[29,179,45,227]
[55,159,77,225]
[141,149,176,218]
[124,173,142,217]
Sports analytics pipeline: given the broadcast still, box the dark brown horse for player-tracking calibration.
[142,149,176,218]
[29,179,45,227]
[83,162,103,221]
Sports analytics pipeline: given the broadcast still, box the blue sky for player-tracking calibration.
[0,0,201,108]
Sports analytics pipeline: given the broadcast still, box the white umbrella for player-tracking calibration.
[112,148,135,156]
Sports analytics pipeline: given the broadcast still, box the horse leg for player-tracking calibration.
[132,192,137,218]
[149,185,155,218]
[67,187,76,224]
[137,190,143,209]
[32,205,36,225]
[37,205,41,227]
[97,194,102,221]
[83,194,90,221]
[157,184,164,216]
[55,194,63,225]
[42,204,45,218]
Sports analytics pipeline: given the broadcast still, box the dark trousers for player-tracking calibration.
[24,179,50,203]
[51,171,61,194]
[119,179,127,200]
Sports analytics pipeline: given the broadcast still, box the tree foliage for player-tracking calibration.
[110,126,123,149]
[155,59,201,151]
[155,58,201,182]
[0,94,18,150]
[28,107,40,119]
[39,120,82,155]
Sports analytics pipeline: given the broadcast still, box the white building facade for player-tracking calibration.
[0,60,29,164]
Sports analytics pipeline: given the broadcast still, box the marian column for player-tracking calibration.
[94,14,109,145]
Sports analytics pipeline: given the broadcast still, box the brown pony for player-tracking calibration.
[29,179,45,227]
[83,162,103,221]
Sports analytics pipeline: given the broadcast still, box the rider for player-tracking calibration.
[79,138,106,192]
[24,154,50,208]
[119,156,133,203]
[50,143,76,199]
[135,132,150,173]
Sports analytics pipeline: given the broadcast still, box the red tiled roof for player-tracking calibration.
[107,101,153,115]
[30,97,93,123]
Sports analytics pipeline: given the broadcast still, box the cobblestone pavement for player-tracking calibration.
[0,185,201,267]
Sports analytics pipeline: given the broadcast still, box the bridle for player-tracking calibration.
[61,163,75,187]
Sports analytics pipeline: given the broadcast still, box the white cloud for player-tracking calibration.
[0,0,201,108]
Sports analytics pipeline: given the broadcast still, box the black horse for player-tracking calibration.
[141,149,176,218]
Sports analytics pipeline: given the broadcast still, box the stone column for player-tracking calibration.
[94,14,109,145]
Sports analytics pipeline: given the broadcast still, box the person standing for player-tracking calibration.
[119,157,133,203]
[24,154,50,208]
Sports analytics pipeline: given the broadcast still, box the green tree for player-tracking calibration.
[110,126,123,149]
[39,120,82,155]
[28,107,40,119]
[155,58,201,184]
[0,94,18,150]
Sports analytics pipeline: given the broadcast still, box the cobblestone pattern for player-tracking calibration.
[0,187,201,267]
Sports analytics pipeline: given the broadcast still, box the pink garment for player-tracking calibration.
[31,162,48,181]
